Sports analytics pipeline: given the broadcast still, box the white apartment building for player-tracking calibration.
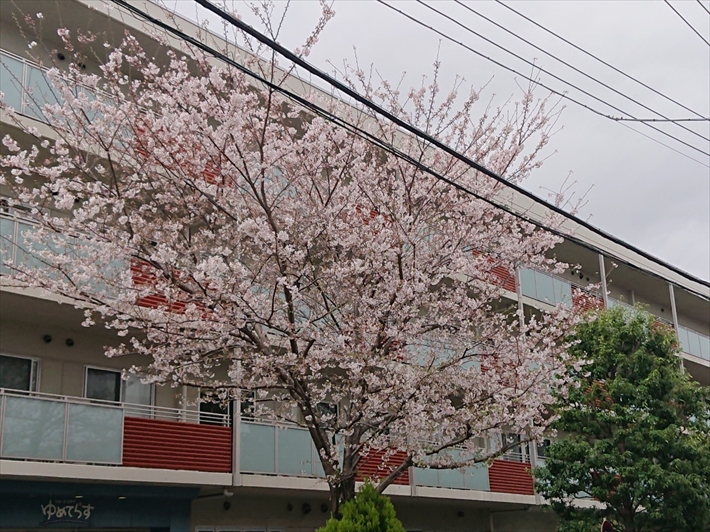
[0,1,708,531]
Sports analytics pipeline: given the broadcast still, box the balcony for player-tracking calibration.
[239,418,536,496]
[0,388,231,473]
[609,298,708,362]
[678,325,710,362]
[0,49,66,121]
[520,268,602,312]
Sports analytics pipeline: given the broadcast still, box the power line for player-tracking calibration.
[615,118,708,123]
[665,0,710,47]
[105,0,710,293]
[379,0,709,159]
[495,1,708,121]
[699,0,710,17]
[450,0,709,135]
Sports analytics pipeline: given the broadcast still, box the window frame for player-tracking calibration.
[83,364,154,405]
[0,352,40,392]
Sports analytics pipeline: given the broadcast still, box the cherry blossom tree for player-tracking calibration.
[1,2,583,514]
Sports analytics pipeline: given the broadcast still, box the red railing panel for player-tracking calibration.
[572,288,603,313]
[356,449,410,486]
[488,459,534,495]
[122,417,231,473]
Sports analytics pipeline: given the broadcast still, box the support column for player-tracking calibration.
[598,254,609,308]
[669,284,680,333]
[409,464,416,497]
[514,268,525,328]
[668,283,686,372]
[180,385,188,422]
[232,397,242,486]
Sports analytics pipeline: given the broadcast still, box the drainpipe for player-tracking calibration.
[598,254,608,308]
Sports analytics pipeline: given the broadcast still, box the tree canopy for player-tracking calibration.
[1,3,580,513]
[535,307,710,532]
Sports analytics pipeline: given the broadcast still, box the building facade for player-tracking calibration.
[0,1,708,531]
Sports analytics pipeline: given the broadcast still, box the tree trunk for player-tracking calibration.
[329,476,356,518]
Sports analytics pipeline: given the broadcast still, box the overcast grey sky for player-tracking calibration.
[172,0,710,281]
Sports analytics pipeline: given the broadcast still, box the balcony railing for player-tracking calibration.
[0,388,124,464]
[0,388,230,470]
[240,420,325,477]
[678,325,710,361]
[519,268,573,306]
[1,49,65,120]
[1,207,128,296]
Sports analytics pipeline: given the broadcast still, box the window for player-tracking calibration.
[84,367,152,405]
[536,439,551,459]
[0,354,38,391]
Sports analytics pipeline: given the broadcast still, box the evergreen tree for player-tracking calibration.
[535,307,710,532]
[318,481,405,532]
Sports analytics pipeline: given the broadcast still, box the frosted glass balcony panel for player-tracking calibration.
[552,277,572,305]
[413,467,440,487]
[697,334,710,360]
[438,468,466,489]
[15,222,42,270]
[519,268,537,299]
[66,403,123,464]
[688,330,702,358]
[240,422,276,473]
[678,327,691,354]
[277,427,313,476]
[0,218,15,274]
[0,54,23,111]
[535,272,555,304]
[1,396,65,460]
[463,463,490,491]
[24,64,60,120]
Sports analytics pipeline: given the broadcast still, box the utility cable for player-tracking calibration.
[105,0,710,294]
[664,0,710,47]
[698,0,710,17]
[379,0,709,159]
[450,0,709,137]
[496,0,708,121]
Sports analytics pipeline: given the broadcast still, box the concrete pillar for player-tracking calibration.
[232,397,241,486]
[598,254,608,308]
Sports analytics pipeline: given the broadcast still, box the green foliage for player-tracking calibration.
[535,307,710,532]
[318,481,405,532]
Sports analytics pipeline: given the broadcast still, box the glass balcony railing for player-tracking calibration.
[413,458,490,491]
[519,268,573,306]
[1,207,126,295]
[678,325,710,361]
[1,50,63,119]
[240,420,325,477]
[0,388,123,464]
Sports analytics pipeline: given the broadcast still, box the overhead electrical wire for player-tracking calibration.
[664,0,710,47]
[495,0,708,121]
[449,0,709,136]
[698,0,710,17]
[104,0,710,294]
[378,0,710,159]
